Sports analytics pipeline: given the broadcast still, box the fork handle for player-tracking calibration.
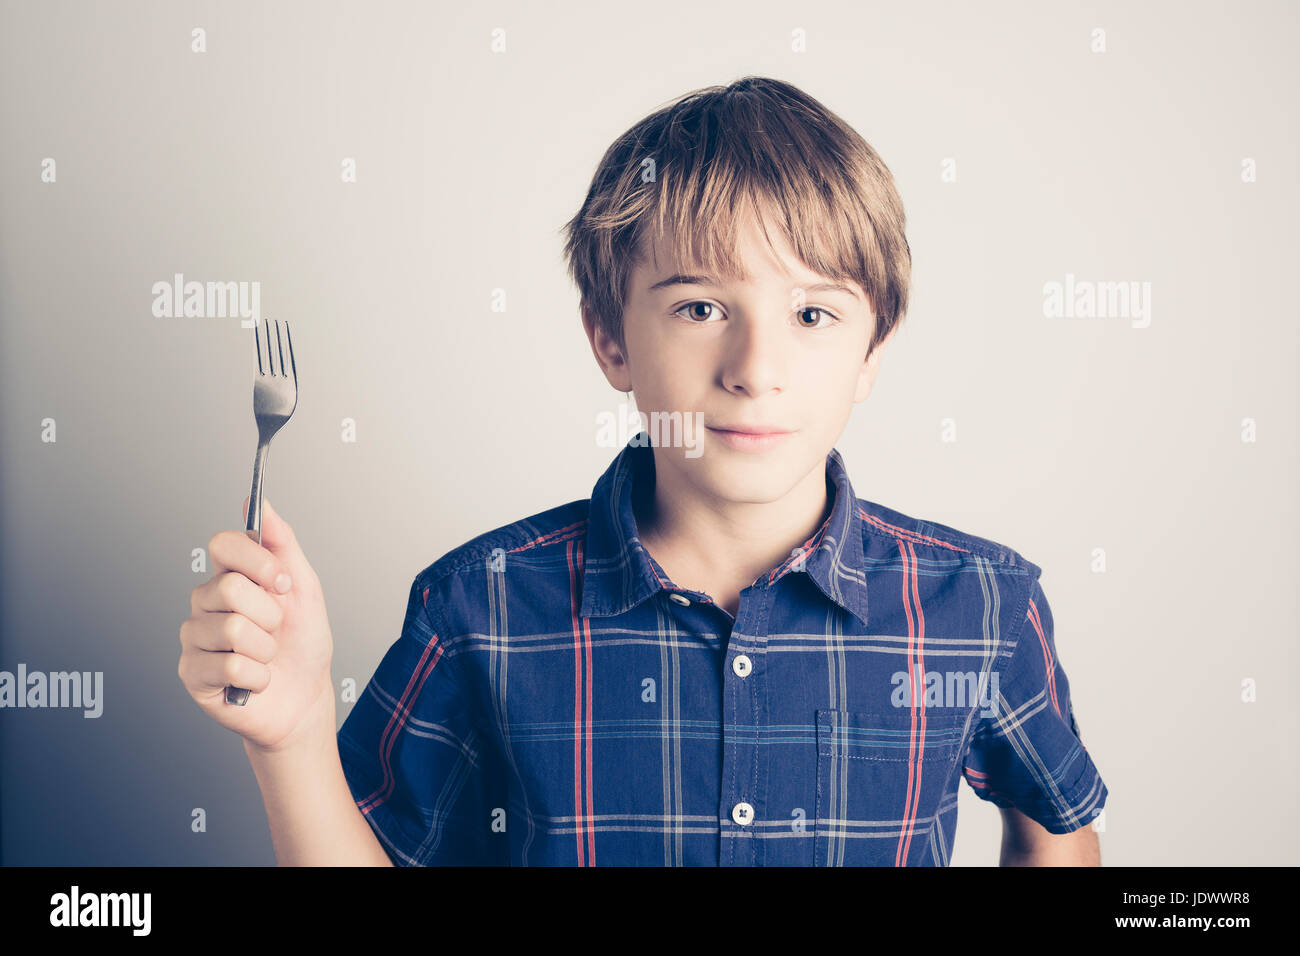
[226,443,270,706]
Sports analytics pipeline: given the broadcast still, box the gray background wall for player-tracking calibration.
[1,0,1295,865]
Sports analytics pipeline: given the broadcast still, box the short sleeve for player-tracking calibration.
[337,574,504,865]
[961,575,1108,834]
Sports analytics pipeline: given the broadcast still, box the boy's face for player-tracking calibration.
[583,211,895,505]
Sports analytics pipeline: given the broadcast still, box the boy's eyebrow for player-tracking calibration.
[647,274,862,300]
[646,273,720,292]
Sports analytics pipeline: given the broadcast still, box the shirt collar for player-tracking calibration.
[579,433,870,627]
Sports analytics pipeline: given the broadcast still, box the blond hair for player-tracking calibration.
[561,76,911,360]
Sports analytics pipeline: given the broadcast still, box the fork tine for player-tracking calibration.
[283,321,296,382]
[274,320,286,378]
[254,320,264,374]
[266,318,278,376]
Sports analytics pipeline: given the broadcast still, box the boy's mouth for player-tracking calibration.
[706,424,797,452]
[708,422,793,435]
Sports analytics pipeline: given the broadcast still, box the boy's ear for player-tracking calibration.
[582,303,633,393]
[854,325,897,403]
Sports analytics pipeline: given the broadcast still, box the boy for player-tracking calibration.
[179,76,1107,866]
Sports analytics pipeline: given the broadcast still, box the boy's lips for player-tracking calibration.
[707,423,796,435]
[706,424,797,452]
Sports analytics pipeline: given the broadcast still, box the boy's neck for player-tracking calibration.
[632,449,833,609]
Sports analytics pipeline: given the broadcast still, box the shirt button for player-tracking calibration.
[731,802,754,826]
[732,654,752,677]
[668,593,691,606]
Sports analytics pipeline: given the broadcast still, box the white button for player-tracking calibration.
[731,802,754,826]
[732,654,752,677]
[668,593,691,606]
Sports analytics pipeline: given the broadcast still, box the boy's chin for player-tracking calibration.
[686,447,813,499]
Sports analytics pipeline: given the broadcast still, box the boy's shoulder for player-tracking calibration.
[853,494,1043,580]
[415,497,593,588]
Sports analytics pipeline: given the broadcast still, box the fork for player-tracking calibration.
[226,318,298,706]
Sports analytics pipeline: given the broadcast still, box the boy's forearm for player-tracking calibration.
[244,726,394,867]
[998,806,1101,866]
[1000,841,1100,866]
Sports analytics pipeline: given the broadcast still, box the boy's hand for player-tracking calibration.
[178,496,336,753]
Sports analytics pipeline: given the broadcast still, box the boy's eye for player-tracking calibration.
[671,302,841,328]
[675,301,720,322]
[795,307,839,329]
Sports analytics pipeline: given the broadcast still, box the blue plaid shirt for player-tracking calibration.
[337,434,1108,865]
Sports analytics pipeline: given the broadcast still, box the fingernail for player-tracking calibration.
[275,573,292,593]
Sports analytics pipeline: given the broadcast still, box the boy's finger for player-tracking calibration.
[209,531,294,595]
[240,495,309,587]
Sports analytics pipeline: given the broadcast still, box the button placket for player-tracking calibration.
[719,584,771,866]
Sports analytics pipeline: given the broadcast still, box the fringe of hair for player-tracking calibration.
[561,76,911,359]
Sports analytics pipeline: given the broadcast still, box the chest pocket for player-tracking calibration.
[814,708,968,866]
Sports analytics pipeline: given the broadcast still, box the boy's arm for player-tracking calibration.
[998,806,1100,866]
[244,705,393,866]
[961,575,1109,863]
[333,574,505,866]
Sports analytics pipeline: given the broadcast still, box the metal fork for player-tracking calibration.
[226,318,298,706]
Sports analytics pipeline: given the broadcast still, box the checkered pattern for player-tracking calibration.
[338,434,1108,865]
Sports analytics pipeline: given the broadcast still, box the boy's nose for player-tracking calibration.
[718,319,788,396]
